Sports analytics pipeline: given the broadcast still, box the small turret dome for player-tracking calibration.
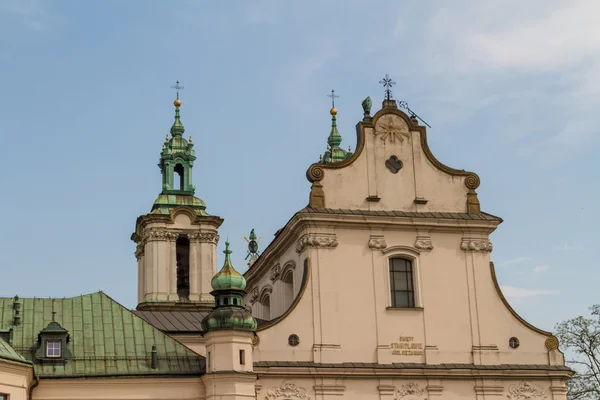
[211,241,247,291]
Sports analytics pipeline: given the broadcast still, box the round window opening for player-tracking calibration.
[509,337,520,349]
[288,334,300,347]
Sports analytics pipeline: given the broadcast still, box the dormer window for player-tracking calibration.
[46,340,61,358]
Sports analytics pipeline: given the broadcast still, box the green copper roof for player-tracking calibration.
[0,292,204,378]
[170,107,185,137]
[151,194,208,216]
[211,241,246,291]
[0,336,31,366]
[202,243,256,332]
[322,109,352,163]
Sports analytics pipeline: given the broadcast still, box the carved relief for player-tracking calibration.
[375,114,410,144]
[165,232,179,241]
[134,243,145,260]
[545,335,559,351]
[368,236,387,250]
[507,382,547,400]
[270,264,281,282]
[460,238,493,252]
[296,234,338,253]
[265,381,311,400]
[249,287,260,304]
[187,232,219,244]
[414,236,434,251]
[397,382,426,399]
[144,229,169,242]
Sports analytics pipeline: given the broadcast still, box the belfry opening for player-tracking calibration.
[174,163,184,191]
[176,237,190,301]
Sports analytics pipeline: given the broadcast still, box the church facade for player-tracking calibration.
[0,82,571,400]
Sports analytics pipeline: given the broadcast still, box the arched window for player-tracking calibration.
[282,270,294,310]
[260,294,271,320]
[176,237,190,301]
[174,163,184,191]
[389,258,415,308]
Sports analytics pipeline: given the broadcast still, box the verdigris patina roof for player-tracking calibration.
[0,292,204,378]
[0,336,31,366]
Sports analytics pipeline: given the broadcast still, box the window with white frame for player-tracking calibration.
[389,258,416,308]
[46,340,61,358]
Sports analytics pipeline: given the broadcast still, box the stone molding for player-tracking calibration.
[368,235,387,250]
[296,233,338,253]
[187,231,219,244]
[545,335,559,351]
[265,381,311,400]
[270,264,281,282]
[377,385,396,396]
[414,236,433,251]
[426,385,443,397]
[507,382,547,400]
[145,229,171,242]
[460,237,493,252]
[397,382,425,399]
[313,384,345,396]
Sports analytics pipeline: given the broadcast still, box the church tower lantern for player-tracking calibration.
[131,83,223,312]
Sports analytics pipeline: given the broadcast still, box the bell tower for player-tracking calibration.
[131,84,223,312]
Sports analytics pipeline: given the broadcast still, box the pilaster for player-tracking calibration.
[167,235,178,301]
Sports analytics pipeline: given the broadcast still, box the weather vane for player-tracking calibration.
[171,80,184,100]
[397,101,432,128]
[379,74,396,100]
[327,89,339,108]
[243,229,262,267]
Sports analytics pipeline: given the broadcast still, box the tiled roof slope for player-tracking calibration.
[133,310,269,333]
[0,336,31,366]
[0,292,204,378]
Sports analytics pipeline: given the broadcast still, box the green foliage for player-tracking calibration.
[555,305,600,399]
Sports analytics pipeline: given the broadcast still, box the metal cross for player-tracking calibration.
[327,89,339,108]
[379,74,396,100]
[171,80,184,99]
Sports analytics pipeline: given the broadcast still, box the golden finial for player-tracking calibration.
[171,80,184,108]
[319,154,323,161]
[328,89,339,116]
[165,134,169,141]
[162,144,165,150]
[189,136,192,142]
[174,98,182,108]
[348,146,351,152]
[330,107,338,116]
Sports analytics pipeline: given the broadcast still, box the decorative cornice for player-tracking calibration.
[474,386,503,395]
[187,232,219,244]
[507,381,547,400]
[414,236,433,251]
[368,235,387,250]
[296,233,338,254]
[265,381,311,400]
[427,385,443,396]
[460,237,493,252]
[270,264,281,282]
[313,385,345,396]
[397,382,425,399]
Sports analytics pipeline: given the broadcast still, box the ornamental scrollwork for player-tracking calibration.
[296,234,338,253]
[375,114,410,144]
[397,382,425,399]
[165,232,179,241]
[187,232,220,244]
[545,336,559,351]
[414,236,434,251]
[144,229,169,242]
[249,287,260,304]
[368,236,387,250]
[134,243,145,260]
[507,381,547,400]
[270,264,281,282]
[460,238,493,252]
[265,381,311,400]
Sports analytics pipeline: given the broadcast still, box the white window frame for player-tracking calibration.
[382,245,423,309]
[46,340,62,358]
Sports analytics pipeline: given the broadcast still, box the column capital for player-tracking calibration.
[188,231,219,244]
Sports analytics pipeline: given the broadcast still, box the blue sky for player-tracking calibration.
[0,1,598,332]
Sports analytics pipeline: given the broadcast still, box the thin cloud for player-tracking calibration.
[532,265,550,273]
[501,257,532,266]
[500,285,558,298]
[0,0,47,31]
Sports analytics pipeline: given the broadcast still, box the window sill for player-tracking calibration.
[386,307,424,311]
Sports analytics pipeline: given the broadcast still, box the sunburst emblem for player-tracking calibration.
[376,115,409,144]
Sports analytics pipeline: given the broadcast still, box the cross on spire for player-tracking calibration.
[327,89,339,108]
[171,80,184,100]
[379,74,396,100]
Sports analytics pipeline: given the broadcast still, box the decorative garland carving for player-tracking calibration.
[460,238,493,252]
[507,381,547,400]
[265,381,311,400]
[375,114,410,144]
[368,236,387,250]
[545,336,559,351]
[414,236,434,251]
[270,264,281,282]
[397,382,425,399]
[296,234,338,253]
[145,229,169,242]
[249,287,260,304]
[187,232,219,244]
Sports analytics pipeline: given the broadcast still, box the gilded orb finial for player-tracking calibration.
[330,107,338,116]
[162,144,165,150]
[174,98,182,108]
[189,135,193,142]
[165,134,169,141]
[348,145,351,152]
